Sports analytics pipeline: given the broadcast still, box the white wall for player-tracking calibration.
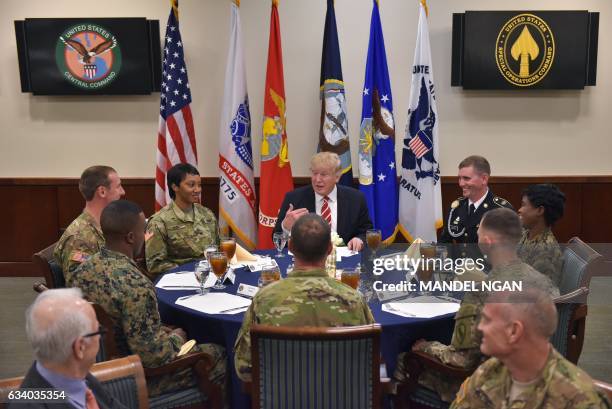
[0,0,610,178]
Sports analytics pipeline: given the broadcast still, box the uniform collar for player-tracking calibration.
[170,200,195,223]
[469,189,489,210]
[288,267,328,278]
[81,211,104,239]
[100,247,139,268]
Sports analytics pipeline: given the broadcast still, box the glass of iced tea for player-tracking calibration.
[220,237,236,260]
[259,264,281,287]
[205,245,218,264]
[366,229,382,260]
[341,268,360,290]
[209,251,228,290]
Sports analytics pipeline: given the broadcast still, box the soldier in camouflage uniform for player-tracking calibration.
[54,165,125,285]
[146,164,218,277]
[234,214,374,381]
[395,209,559,403]
[74,200,226,397]
[450,288,610,409]
[518,184,566,286]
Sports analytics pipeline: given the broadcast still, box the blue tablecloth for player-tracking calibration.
[156,250,455,408]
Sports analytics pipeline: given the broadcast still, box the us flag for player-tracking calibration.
[408,130,432,159]
[155,0,198,211]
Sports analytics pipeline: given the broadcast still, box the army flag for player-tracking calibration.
[258,0,294,249]
[319,0,352,186]
[358,0,398,243]
[399,0,442,242]
[218,0,257,249]
[155,0,197,211]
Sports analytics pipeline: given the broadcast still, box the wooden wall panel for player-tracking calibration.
[1,176,610,276]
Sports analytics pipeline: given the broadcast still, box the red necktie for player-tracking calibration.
[321,196,332,226]
[86,388,100,409]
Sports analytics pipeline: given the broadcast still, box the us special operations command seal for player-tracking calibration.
[55,23,121,90]
[495,13,555,87]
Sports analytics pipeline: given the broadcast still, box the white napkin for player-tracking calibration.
[175,292,251,314]
[382,295,460,318]
[156,272,200,289]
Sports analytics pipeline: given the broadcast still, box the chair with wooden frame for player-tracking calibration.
[31,241,65,290]
[0,355,149,409]
[243,324,392,409]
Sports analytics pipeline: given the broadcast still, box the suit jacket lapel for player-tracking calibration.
[336,187,346,238]
[305,186,316,213]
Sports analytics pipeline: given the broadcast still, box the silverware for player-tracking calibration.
[177,293,202,301]
[162,285,200,289]
[218,306,249,314]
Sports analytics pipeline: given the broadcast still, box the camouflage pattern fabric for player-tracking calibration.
[451,347,611,409]
[145,201,218,277]
[234,268,375,381]
[73,248,226,397]
[395,260,559,402]
[54,211,104,286]
[518,228,563,287]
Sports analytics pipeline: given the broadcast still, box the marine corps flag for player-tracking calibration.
[319,0,352,186]
[258,0,293,249]
[219,0,257,249]
[399,0,442,242]
[358,0,398,243]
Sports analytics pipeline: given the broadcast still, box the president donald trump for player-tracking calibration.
[273,152,373,251]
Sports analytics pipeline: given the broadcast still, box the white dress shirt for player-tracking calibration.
[469,189,489,212]
[315,186,338,233]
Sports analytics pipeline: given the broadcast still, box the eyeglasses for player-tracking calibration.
[82,325,107,338]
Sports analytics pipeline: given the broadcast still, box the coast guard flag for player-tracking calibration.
[319,0,352,186]
[399,0,442,242]
[358,0,398,243]
[155,0,198,211]
[218,0,257,249]
[258,0,294,249]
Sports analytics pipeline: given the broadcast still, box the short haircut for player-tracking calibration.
[79,165,116,201]
[26,288,91,364]
[487,287,558,338]
[101,200,143,240]
[458,155,491,176]
[167,163,200,200]
[522,184,566,226]
[311,152,341,174]
[481,208,522,245]
[290,214,331,263]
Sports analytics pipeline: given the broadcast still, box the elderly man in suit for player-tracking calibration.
[9,288,126,409]
[273,152,373,251]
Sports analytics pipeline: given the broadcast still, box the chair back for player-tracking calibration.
[594,379,612,402]
[551,237,603,363]
[92,303,122,362]
[0,355,148,409]
[31,241,65,288]
[251,324,382,409]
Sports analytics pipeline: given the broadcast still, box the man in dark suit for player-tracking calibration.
[273,152,373,251]
[9,288,126,409]
[439,155,513,261]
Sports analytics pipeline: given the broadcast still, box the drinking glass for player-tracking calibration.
[220,237,236,260]
[272,232,288,258]
[341,268,360,290]
[209,251,228,290]
[205,245,218,264]
[194,260,210,295]
[366,229,382,260]
[260,263,281,287]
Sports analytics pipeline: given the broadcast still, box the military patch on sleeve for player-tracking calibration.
[145,231,154,242]
[70,251,87,263]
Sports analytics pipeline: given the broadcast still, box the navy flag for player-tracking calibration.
[319,0,352,186]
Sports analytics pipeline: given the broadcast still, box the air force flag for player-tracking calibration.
[358,0,399,243]
[399,0,442,242]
